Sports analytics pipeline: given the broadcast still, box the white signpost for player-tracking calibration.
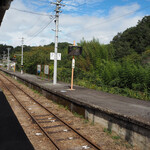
[37,65,41,74]
[71,56,75,90]
[44,65,49,75]
[50,52,61,61]
[72,58,75,69]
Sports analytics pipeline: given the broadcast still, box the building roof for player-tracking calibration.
[0,0,13,26]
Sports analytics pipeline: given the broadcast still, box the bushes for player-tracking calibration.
[14,39,150,100]
[72,39,150,100]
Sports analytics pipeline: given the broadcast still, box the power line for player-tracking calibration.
[24,16,50,36]
[23,15,45,35]
[65,2,86,8]
[25,17,55,43]
[65,5,150,36]
[62,2,86,13]
[10,7,53,17]
[38,0,50,3]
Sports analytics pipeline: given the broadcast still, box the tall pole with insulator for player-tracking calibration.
[51,0,65,85]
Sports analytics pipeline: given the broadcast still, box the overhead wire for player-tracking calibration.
[9,1,55,44]
[89,5,150,28]
[64,2,87,8]
[25,17,55,44]
[37,0,50,4]
[61,2,87,14]
[65,5,150,36]
[10,7,53,17]
[24,15,50,36]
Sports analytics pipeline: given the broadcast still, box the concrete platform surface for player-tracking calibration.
[0,88,34,150]
[1,69,150,129]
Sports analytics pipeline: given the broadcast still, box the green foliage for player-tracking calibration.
[122,52,142,64]
[111,16,150,60]
[1,16,150,101]
[23,46,53,74]
[104,128,112,135]
[78,38,109,72]
[111,135,120,140]
[58,104,68,110]
[14,38,150,100]
[73,112,84,119]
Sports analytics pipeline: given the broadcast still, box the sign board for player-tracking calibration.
[50,53,61,60]
[44,65,49,75]
[68,46,82,56]
[72,58,75,69]
[37,65,41,73]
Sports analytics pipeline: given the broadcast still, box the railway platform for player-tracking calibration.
[0,68,150,150]
[0,88,34,150]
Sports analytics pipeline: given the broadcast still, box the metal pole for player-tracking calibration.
[52,0,64,85]
[53,0,60,85]
[21,37,24,74]
[7,48,10,70]
[53,9,59,84]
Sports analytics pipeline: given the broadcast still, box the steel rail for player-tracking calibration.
[0,75,59,150]
[0,72,102,150]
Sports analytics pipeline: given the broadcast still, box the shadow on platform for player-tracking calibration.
[0,89,34,150]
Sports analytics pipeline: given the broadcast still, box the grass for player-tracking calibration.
[75,80,150,101]
[73,112,84,119]
[103,128,112,135]
[112,135,121,140]
[5,73,9,76]
[83,119,89,124]
[33,90,39,94]
[103,128,134,149]
[16,79,23,84]
[52,101,58,105]
[90,121,95,126]
[58,104,68,111]
[31,89,42,96]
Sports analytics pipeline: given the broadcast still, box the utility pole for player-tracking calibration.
[51,0,65,85]
[21,37,24,74]
[7,48,11,70]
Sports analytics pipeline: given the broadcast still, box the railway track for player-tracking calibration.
[0,72,102,150]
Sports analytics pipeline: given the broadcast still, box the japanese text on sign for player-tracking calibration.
[72,58,75,69]
[37,65,41,73]
[50,53,61,60]
[44,65,49,75]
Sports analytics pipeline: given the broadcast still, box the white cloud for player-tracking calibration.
[59,3,143,44]
[63,0,103,12]
[109,3,140,17]
[0,0,54,46]
[0,1,144,47]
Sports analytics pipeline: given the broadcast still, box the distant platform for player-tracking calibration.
[0,88,34,150]
[1,68,150,150]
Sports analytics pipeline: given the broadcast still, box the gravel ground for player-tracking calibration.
[0,73,140,150]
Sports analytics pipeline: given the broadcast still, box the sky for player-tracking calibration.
[0,0,150,47]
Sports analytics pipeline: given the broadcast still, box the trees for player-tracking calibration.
[111,16,150,60]
[0,16,150,100]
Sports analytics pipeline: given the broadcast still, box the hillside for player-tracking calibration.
[111,16,150,61]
